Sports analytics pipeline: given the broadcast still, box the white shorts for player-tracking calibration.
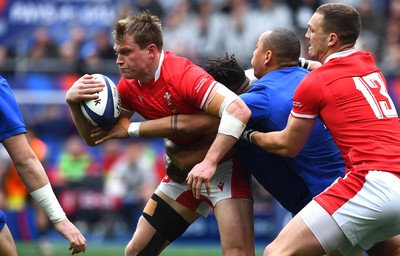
[157,156,252,217]
[300,170,400,255]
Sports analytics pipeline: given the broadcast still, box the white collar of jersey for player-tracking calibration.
[154,50,164,82]
[324,49,357,63]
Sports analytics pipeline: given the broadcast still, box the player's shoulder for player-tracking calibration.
[163,51,190,66]
[163,51,202,71]
[300,64,333,87]
[0,76,10,89]
[0,77,16,104]
[163,51,209,83]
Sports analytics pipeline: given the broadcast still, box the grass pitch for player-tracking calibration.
[16,242,243,256]
[17,241,265,255]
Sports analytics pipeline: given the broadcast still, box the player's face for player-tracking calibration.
[251,32,269,79]
[305,13,330,62]
[114,36,151,81]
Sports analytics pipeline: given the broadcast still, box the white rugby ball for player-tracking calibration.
[80,74,121,127]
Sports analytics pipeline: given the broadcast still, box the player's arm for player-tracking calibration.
[65,74,106,146]
[2,134,86,254]
[121,82,250,148]
[140,113,219,137]
[202,82,250,158]
[91,112,220,145]
[245,115,315,157]
[187,83,251,198]
[298,57,322,71]
[3,134,49,192]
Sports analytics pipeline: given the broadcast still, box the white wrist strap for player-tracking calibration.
[218,110,246,139]
[128,122,141,137]
[30,183,66,223]
[298,57,311,70]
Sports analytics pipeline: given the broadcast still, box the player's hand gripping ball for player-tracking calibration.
[80,74,121,127]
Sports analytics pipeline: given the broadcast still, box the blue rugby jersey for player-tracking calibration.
[0,76,26,231]
[0,76,26,141]
[236,66,344,214]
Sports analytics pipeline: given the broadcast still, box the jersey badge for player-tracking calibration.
[164,91,177,113]
[164,92,172,106]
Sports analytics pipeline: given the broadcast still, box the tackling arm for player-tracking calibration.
[119,82,250,145]
[249,115,316,157]
[196,83,251,166]
[298,57,322,71]
[91,112,220,145]
[134,112,220,138]
[186,83,251,198]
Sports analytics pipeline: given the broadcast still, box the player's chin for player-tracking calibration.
[308,48,317,59]
[119,70,133,79]
[308,46,313,56]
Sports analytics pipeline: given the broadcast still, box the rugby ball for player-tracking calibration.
[80,74,121,127]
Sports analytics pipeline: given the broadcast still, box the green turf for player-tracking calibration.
[16,242,264,255]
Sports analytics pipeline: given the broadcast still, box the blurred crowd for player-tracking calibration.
[0,129,272,247]
[0,0,399,249]
[0,129,162,241]
[0,0,399,75]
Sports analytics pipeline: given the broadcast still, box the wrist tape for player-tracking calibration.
[128,122,141,137]
[30,183,66,223]
[218,110,246,139]
[241,129,255,143]
[298,57,311,70]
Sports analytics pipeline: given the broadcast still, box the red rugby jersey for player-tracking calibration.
[291,50,400,174]
[118,51,217,144]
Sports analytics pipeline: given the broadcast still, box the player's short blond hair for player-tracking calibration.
[113,11,163,51]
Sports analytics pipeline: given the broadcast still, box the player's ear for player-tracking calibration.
[327,33,338,47]
[147,44,157,59]
[264,50,272,65]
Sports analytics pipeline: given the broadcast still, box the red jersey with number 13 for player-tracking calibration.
[292,51,400,174]
[117,51,217,144]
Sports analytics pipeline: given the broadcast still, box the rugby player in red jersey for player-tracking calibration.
[245,3,400,256]
[66,11,253,256]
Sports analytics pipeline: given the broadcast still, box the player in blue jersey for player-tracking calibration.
[170,28,344,214]
[231,29,344,212]
[0,76,86,255]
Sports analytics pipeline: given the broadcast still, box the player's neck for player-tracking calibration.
[236,78,251,94]
[138,54,161,83]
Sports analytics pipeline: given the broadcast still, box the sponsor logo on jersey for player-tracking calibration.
[217,181,224,191]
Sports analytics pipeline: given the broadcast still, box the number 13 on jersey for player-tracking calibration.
[354,72,398,119]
